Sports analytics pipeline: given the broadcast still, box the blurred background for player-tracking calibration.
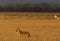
[0,0,60,12]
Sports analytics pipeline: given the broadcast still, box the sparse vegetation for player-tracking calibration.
[0,12,60,41]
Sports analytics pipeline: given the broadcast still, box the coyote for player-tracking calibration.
[16,28,30,38]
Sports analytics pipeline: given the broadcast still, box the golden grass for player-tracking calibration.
[0,12,60,41]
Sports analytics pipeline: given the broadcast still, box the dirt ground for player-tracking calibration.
[0,17,60,41]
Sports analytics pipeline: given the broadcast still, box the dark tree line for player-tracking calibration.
[0,2,60,12]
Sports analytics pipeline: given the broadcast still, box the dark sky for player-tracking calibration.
[0,0,60,5]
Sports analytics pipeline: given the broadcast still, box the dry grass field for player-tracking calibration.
[0,12,60,41]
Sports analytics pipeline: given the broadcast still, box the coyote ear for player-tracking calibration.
[16,29,18,32]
